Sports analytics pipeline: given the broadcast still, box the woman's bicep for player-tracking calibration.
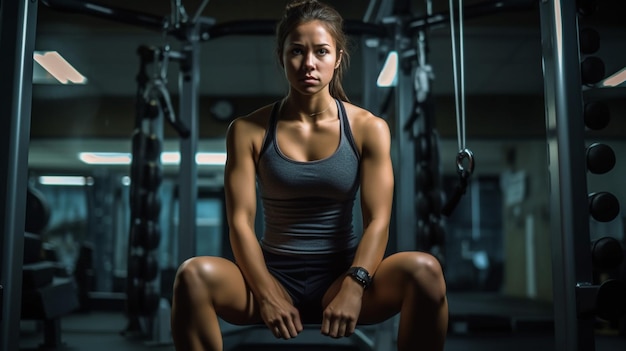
[224,119,258,231]
[359,117,394,226]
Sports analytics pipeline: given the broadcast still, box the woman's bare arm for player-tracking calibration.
[224,115,302,336]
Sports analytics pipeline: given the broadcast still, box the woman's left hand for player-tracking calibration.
[320,278,364,338]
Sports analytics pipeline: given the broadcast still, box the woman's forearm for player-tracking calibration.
[350,219,389,275]
[229,228,278,301]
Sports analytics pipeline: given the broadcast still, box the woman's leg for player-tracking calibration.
[324,251,448,351]
[170,256,262,351]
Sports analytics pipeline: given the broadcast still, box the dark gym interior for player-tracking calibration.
[2,0,626,350]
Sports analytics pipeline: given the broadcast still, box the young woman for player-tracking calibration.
[170,1,448,350]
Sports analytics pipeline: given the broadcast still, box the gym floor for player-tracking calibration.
[18,293,626,351]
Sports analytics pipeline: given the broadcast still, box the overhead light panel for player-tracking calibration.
[38,176,93,186]
[599,67,626,88]
[79,152,132,165]
[159,152,228,166]
[195,152,227,165]
[78,152,226,166]
[377,51,398,87]
[33,51,87,85]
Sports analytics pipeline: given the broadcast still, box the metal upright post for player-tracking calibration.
[0,1,39,351]
[177,23,202,263]
[392,19,417,252]
[361,37,381,116]
[539,1,595,350]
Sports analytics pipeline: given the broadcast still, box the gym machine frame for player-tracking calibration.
[376,0,537,255]
[0,1,39,351]
[39,0,212,276]
[539,0,602,350]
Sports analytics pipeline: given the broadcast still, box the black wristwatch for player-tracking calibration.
[347,266,372,290]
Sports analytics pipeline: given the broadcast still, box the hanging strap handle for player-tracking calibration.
[441,0,476,217]
[441,148,474,216]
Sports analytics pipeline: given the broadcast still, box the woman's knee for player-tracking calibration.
[401,252,447,302]
[173,256,228,300]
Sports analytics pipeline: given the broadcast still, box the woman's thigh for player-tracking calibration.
[357,251,444,324]
[175,256,288,325]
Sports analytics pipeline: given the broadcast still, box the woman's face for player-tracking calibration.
[281,20,342,96]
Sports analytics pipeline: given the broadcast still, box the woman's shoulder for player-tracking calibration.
[341,101,390,136]
[227,103,275,137]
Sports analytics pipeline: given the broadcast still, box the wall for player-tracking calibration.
[439,136,626,302]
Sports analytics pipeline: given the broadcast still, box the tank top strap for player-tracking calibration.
[336,99,360,161]
[258,100,282,160]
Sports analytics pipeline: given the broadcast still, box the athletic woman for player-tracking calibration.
[171,1,448,350]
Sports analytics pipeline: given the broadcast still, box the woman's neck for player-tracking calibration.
[282,94,335,121]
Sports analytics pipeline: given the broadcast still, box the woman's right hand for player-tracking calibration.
[259,293,303,339]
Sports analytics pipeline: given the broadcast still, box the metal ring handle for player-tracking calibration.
[456,148,475,175]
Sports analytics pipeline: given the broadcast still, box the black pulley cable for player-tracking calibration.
[191,0,211,24]
[404,30,435,132]
[441,0,475,217]
[141,46,190,138]
[170,0,189,28]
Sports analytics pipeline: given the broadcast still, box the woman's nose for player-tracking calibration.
[304,52,315,70]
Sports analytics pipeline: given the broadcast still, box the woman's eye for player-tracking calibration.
[317,49,328,55]
[291,48,303,55]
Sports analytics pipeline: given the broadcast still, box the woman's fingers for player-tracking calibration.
[270,309,302,339]
[285,312,303,337]
[322,314,356,338]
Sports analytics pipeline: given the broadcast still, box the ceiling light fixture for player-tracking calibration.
[79,152,132,165]
[377,51,398,87]
[161,152,181,165]
[599,67,626,88]
[33,51,87,85]
[38,175,93,186]
[78,152,226,166]
[195,152,227,165]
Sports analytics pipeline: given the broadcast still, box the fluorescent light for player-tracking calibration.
[196,152,227,165]
[79,152,132,165]
[599,67,626,87]
[33,51,87,84]
[161,152,181,165]
[377,51,398,87]
[39,176,93,186]
[162,152,226,165]
[85,4,114,15]
[78,152,226,166]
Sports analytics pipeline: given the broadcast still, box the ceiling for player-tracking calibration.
[34,0,546,100]
[26,0,626,172]
[33,0,626,97]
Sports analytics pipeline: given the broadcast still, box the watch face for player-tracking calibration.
[349,267,370,288]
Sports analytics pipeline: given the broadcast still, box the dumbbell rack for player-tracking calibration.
[539,1,626,350]
[124,46,167,336]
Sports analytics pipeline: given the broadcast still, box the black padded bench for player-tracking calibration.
[21,261,80,349]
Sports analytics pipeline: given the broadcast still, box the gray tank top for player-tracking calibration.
[257,99,360,256]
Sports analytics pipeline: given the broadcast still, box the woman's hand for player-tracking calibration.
[321,278,364,338]
[259,293,303,340]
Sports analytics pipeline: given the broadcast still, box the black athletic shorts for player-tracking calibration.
[263,249,356,324]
